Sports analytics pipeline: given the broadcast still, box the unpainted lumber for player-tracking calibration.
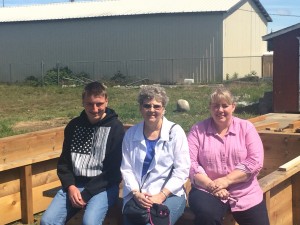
[278,156,300,171]
[255,122,279,131]
[0,150,61,172]
[292,173,300,225]
[248,115,267,123]
[259,163,300,193]
[259,132,300,177]
[288,120,300,129]
[0,192,21,224]
[0,169,20,197]
[20,165,34,224]
[32,166,58,187]
[0,127,64,164]
[33,180,61,213]
[267,180,293,225]
[264,191,271,222]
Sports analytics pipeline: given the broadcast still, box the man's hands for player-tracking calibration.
[68,185,86,208]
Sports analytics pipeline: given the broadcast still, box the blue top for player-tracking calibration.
[142,135,159,178]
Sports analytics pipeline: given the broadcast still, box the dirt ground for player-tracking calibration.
[12,117,70,133]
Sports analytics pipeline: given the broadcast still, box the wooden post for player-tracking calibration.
[292,172,300,225]
[20,165,34,224]
[264,190,271,222]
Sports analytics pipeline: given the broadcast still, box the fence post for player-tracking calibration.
[171,58,174,84]
[9,63,12,83]
[41,61,44,86]
[56,62,60,86]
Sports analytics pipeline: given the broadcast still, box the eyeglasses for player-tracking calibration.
[142,103,163,110]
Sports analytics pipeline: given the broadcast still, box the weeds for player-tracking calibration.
[0,80,272,138]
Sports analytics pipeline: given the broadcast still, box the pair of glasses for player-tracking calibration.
[142,103,162,110]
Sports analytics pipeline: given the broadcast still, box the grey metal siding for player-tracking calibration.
[0,13,223,84]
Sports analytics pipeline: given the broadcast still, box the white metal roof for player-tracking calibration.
[0,0,271,23]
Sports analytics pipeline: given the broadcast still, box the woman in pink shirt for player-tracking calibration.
[187,88,269,225]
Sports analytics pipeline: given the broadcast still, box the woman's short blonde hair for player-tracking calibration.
[209,87,235,105]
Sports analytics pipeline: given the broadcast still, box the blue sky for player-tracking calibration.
[1,0,300,33]
[260,0,300,32]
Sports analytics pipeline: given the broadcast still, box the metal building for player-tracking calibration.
[263,23,300,113]
[0,0,271,84]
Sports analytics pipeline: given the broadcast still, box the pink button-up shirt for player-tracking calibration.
[188,116,264,211]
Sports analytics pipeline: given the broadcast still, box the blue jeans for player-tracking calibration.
[41,184,119,225]
[123,194,186,225]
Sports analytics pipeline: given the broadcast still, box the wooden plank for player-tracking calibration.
[264,190,271,222]
[268,180,293,225]
[259,164,300,193]
[248,115,267,123]
[255,122,279,131]
[288,120,300,129]
[20,165,34,224]
[259,132,300,177]
[33,180,61,213]
[292,172,300,225]
[0,127,64,164]
[0,150,61,172]
[278,156,300,171]
[0,126,64,142]
[32,160,59,187]
[0,192,21,224]
[0,168,20,197]
[277,128,296,133]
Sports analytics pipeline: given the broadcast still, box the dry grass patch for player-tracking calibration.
[12,117,69,132]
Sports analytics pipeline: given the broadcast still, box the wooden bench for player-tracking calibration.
[2,114,300,225]
[0,125,131,225]
[64,157,300,225]
[0,127,64,225]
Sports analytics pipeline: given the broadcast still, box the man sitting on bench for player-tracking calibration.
[41,81,125,225]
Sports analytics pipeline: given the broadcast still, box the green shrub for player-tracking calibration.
[24,76,41,86]
[37,67,90,86]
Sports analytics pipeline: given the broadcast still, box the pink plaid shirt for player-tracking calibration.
[188,116,264,211]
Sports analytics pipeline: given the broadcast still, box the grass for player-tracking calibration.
[0,80,272,138]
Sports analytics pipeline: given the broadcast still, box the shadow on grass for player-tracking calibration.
[235,103,260,115]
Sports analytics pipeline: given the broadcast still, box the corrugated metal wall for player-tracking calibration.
[223,0,268,79]
[0,5,267,84]
[0,13,223,84]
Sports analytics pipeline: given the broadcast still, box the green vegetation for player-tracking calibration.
[25,66,91,86]
[0,79,272,138]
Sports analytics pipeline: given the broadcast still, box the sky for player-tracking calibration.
[260,0,300,32]
[1,0,300,33]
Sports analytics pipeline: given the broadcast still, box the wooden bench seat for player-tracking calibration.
[0,125,132,225]
[0,127,64,224]
[2,118,300,225]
